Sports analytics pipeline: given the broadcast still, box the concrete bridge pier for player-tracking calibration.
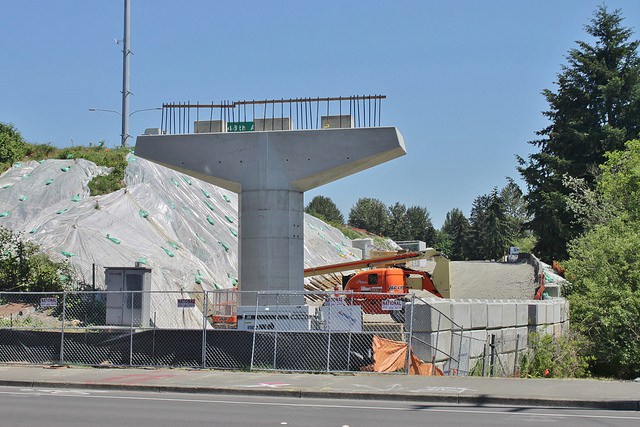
[135,127,406,306]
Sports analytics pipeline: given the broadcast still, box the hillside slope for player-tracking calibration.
[0,155,359,326]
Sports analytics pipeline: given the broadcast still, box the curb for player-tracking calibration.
[0,379,637,411]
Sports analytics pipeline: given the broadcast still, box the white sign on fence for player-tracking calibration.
[177,298,196,308]
[381,299,403,311]
[40,297,58,308]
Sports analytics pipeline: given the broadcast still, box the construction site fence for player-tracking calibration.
[0,289,530,376]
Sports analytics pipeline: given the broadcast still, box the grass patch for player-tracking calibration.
[18,143,129,196]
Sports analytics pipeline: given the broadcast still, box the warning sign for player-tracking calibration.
[382,299,403,311]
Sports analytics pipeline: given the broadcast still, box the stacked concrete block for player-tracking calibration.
[412,330,452,363]
[552,300,562,324]
[502,301,517,327]
[545,301,555,324]
[450,300,471,330]
[470,299,488,329]
[515,301,528,327]
[407,299,451,332]
[467,329,488,358]
[515,327,528,350]
[528,301,547,325]
[500,327,518,353]
[487,301,504,329]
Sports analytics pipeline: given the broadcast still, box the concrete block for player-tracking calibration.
[561,320,570,334]
[194,120,226,133]
[560,299,570,322]
[450,300,471,329]
[528,301,547,325]
[487,301,504,329]
[468,329,488,358]
[552,300,562,323]
[470,299,487,329]
[501,327,517,353]
[254,117,292,131]
[515,302,528,326]
[412,330,451,363]
[545,301,554,324]
[516,326,528,350]
[407,300,451,332]
[545,324,554,335]
[321,115,352,129]
[502,302,517,327]
[553,323,563,337]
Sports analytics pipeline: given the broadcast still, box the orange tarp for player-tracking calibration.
[371,335,444,376]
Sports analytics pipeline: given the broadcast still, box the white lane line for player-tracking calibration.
[0,390,637,421]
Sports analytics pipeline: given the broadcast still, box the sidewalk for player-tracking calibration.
[0,364,637,410]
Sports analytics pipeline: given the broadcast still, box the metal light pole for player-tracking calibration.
[121,0,131,147]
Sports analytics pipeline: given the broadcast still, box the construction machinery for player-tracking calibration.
[304,249,451,320]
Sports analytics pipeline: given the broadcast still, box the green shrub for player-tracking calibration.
[519,332,591,378]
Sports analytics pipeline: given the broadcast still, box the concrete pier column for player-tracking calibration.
[239,189,304,305]
[135,127,406,304]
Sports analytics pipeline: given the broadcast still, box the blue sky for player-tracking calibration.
[3,0,640,228]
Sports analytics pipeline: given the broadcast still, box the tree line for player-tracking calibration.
[307,5,640,378]
[306,179,530,262]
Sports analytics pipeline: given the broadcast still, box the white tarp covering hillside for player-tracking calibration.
[0,154,359,327]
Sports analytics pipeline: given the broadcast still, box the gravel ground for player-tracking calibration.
[421,259,537,300]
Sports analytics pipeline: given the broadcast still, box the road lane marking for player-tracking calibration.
[0,389,637,421]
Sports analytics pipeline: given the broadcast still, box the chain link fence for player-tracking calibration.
[0,290,469,375]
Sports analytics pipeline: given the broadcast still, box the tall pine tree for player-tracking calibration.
[518,5,640,261]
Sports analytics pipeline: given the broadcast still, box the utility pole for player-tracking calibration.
[121,0,131,147]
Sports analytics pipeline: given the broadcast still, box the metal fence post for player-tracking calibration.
[405,294,415,375]
[202,290,209,368]
[513,333,520,377]
[249,293,259,371]
[326,295,332,373]
[129,291,134,366]
[489,334,496,377]
[60,291,66,364]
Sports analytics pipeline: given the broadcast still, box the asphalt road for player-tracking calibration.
[0,386,638,427]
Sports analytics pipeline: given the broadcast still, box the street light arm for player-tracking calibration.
[88,108,122,117]
[129,107,162,117]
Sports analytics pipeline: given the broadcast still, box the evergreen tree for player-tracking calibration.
[385,202,412,241]
[518,5,640,261]
[348,197,389,235]
[441,208,470,261]
[468,188,512,260]
[406,205,436,245]
[304,195,344,224]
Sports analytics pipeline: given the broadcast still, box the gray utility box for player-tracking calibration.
[105,267,152,327]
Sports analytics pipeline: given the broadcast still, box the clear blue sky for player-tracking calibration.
[3,0,640,228]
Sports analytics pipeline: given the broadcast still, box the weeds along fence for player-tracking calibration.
[0,290,500,375]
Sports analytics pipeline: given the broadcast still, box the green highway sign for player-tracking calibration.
[227,121,254,132]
